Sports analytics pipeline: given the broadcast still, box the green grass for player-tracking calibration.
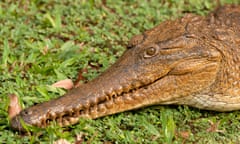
[0,0,240,143]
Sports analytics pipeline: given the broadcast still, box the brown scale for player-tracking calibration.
[9,5,240,131]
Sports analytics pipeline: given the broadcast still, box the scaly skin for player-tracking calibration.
[11,5,240,131]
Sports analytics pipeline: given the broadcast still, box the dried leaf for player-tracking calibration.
[8,94,22,119]
[179,131,190,139]
[75,132,84,144]
[207,120,224,133]
[54,139,71,144]
[52,79,74,90]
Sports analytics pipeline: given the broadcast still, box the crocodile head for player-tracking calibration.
[11,5,240,131]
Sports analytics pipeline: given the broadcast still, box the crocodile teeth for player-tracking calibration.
[63,119,70,126]
[116,86,123,95]
[69,117,79,124]
[105,100,114,109]
[123,95,134,105]
[98,104,107,113]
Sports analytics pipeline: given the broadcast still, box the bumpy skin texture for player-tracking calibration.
[11,5,240,131]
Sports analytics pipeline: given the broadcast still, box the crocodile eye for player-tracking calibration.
[144,45,159,58]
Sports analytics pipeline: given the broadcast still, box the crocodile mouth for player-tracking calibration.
[11,74,166,130]
[41,77,163,127]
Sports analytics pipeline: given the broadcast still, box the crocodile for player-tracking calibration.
[10,5,240,131]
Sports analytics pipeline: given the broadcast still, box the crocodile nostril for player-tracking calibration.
[22,110,32,115]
